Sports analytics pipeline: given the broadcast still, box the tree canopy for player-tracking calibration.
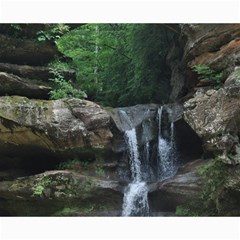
[55,24,177,107]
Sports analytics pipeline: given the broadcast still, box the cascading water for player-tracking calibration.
[119,106,178,216]
[119,110,149,216]
[124,128,141,182]
[122,182,149,216]
[157,107,178,181]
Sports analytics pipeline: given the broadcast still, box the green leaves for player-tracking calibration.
[192,64,224,89]
[49,70,86,100]
[197,160,228,213]
[36,24,70,43]
[55,24,176,106]
[33,185,44,196]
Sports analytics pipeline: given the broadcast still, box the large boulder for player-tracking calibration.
[0,72,52,99]
[183,67,240,164]
[0,97,113,161]
[0,170,124,216]
[109,103,183,150]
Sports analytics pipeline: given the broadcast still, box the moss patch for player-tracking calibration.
[176,159,230,216]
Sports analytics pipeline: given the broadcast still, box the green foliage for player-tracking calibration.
[6,24,25,38]
[82,178,95,192]
[54,201,112,216]
[48,59,73,71]
[56,207,79,216]
[36,24,70,43]
[32,176,51,197]
[56,24,176,106]
[127,24,173,104]
[192,64,224,89]
[196,159,229,213]
[175,204,206,216]
[10,24,22,32]
[56,24,100,100]
[33,185,44,196]
[57,159,81,170]
[49,70,86,100]
[57,158,92,172]
[175,160,229,216]
[95,165,105,177]
[55,205,95,216]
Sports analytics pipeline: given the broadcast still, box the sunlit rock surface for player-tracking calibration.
[0,97,113,160]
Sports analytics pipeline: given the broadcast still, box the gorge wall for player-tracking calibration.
[0,24,240,216]
[163,24,240,215]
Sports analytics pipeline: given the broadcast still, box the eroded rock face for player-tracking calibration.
[0,97,113,160]
[148,158,240,215]
[182,24,240,71]
[0,34,59,65]
[0,170,124,200]
[0,63,76,83]
[109,103,184,149]
[0,72,52,99]
[183,67,240,164]
[0,170,124,216]
[169,24,240,102]
[148,159,205,211]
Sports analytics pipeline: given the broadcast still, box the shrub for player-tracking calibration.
[49,70,86,100]
[57,159,81,170]
[32,176,51,197]
[175,204,204,216]
[192,64,224,89]
[196,159,229,214]
[36,24,70,43]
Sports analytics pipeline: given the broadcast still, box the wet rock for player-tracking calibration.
[109,103,183,146]
[148,159,205,211]
[108,104,159,155]
[109,104,159,132]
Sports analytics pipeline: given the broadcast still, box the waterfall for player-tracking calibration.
[119,110,149,216]
[119,105,178,216]
[122,182,149,216]
[157,107,178,181]
[124,128,141,182]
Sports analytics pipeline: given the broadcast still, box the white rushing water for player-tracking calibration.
[122,182,149,216]
[157,107,178,181]
[119,110,149,216]
[124,128,142,182]
[120,106,178,216]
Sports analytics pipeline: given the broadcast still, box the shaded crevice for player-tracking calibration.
[174,119,203,163]
[0,146,60,181]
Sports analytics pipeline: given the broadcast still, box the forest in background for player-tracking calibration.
[59,24,177,106]
[25,23,177,107]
